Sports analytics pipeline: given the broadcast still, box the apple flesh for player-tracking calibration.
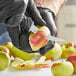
[0,46,11,57]
[67,55,76,73]
[0,51,10,70]
[10,46,35,61]
[29,26,50,51]
[44,43,62,61]
[51,62,74,76]
[61,42,76,58]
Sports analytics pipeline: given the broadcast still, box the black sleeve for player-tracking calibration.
[0,0,26,27]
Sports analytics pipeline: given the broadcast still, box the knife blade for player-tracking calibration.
[29,24,65,42]
[46,35,65,42]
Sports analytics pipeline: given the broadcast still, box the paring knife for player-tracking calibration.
[29,23,65,42]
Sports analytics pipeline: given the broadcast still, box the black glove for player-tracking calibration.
[20,7,57,55]
[0,0,46,52]
[37,7,57,55]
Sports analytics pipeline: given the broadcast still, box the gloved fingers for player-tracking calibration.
[39,41,55,55]
[20,17,33,32]
[38,8,57,36]
[26,0,46,26]
[7,26,20,48]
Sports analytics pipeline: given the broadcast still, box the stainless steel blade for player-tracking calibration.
[46,35,65,42]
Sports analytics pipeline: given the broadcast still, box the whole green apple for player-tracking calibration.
[44,43,62,61]
[0,51,10,70]
[61,42,76,58]
[51,62,74,76]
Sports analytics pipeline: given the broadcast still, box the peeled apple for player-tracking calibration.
[29,26,50,51]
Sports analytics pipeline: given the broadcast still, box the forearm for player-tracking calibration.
[34,0,67,16]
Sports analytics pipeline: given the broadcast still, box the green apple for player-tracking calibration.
[29,26,50,51]
[61,42,76,58]
[0,51,10,70]
[0,46,11,57]
[4,42,13,50]
[44,43,62,61]
[10,46,35,61]
[51,62,74,76]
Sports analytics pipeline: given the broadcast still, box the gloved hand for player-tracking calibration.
[20,7,57,55]
[36,7,57,55]
[0,0,46,52]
